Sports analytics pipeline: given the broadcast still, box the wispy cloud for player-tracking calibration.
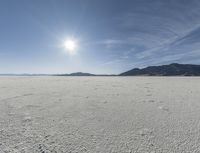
[100,59,123,66]
[101,0,200,69]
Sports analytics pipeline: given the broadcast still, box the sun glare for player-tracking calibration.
[64,39,77,55]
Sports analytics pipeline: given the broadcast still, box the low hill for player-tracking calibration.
[57,72,96,76]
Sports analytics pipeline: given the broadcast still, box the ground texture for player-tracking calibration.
[0,77,200,153]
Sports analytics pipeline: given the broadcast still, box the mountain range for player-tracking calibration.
[1,63,200,76]
[120,63,200,76]
[56,63,200,76]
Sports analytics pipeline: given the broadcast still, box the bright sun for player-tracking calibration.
[64,39,77,55]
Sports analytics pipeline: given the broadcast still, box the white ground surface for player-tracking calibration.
[0,77,200,153]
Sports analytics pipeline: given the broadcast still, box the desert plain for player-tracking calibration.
[0,76,200,153]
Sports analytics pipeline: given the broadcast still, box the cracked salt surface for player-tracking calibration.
[0,76,200,152]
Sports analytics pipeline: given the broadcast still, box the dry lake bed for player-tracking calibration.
[0,76,200,153]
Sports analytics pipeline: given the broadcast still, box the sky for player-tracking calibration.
[0,0,200,74]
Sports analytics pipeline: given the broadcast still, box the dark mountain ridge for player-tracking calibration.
[120,63,200,76]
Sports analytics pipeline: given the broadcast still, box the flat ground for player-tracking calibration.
[0,77,200,153]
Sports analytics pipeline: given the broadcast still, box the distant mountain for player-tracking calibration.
[120,63,200,76]
[68,72,96,76]
[57,72,96,76]
[57,72,117,76]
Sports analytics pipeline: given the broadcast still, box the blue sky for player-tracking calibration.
[0,0,200,74]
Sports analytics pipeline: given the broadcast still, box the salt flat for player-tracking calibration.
[0,77,200,153]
